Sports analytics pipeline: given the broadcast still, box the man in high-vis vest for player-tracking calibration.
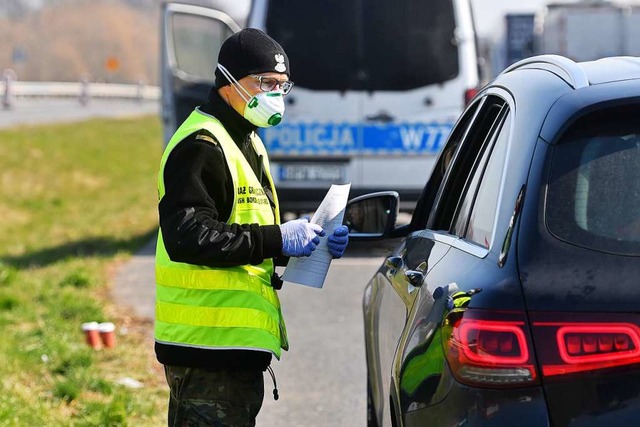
[155,28,349,426]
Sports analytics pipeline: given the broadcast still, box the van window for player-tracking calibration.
[265,0,458,91]
[547,107,640,256]
[170,13,234,80]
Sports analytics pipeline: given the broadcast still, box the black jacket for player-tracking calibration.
[155,88,286,371]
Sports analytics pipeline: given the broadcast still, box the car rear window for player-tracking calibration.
[265,0,458,91]
[546,107,640,256]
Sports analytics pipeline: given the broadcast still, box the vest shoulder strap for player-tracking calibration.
[194,130,218,146]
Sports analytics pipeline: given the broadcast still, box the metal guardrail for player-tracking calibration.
[2,70,160,109]
[1,81,160,100]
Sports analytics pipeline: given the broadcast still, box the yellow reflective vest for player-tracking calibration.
[154,109,288,358]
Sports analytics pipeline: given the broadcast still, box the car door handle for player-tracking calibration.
[404,270,424,287]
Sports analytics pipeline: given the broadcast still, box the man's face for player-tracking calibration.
[220,72,290,117]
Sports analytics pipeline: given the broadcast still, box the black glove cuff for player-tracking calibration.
[271,272,283,290]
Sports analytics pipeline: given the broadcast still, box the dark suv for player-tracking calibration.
[347,55,640,426]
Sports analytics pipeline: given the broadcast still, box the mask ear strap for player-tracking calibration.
[217,64,253,102]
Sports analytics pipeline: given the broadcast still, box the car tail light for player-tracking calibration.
[443,310,640,388]
[443,310,539,387]
[464,88,478,105]
[530,314,640,377]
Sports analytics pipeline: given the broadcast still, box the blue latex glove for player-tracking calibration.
[327,225,349,258]
[280,218,325,257]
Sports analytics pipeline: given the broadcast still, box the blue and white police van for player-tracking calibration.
[161,0,480,212]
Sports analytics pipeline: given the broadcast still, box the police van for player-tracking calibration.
[161,0,479,212]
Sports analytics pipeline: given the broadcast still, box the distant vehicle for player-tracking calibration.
[160,0,480,213]
[489,13,537,76]
[505,13,536,66]
[536,1,640,62]
[348,55,640,426]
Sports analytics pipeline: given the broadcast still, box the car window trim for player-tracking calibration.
[487,108,516,255]
[427,96,508,231]
[410,97,485,231]
[451,105,510,237]
[478,88,517,257]
[425,96,488,228]
[458,109,512,248]
[411,229,490,258]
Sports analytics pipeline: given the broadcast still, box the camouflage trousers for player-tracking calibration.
[164,365,265,427]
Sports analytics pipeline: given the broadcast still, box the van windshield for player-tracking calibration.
[265,0,459,91]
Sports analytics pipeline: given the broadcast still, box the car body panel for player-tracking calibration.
[365,70,569,426]
[361,55,640,427]
[403,367,550,427]
[395,243,528,419]
[540,79,640,144]
[365,232,453,425]
[519,76,640,312]
[542,367,640,426]
[514,65,640,426]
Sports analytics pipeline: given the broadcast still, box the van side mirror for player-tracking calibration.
[343,191,399,239]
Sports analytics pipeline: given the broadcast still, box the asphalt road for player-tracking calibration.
[112,237,401,427]
[0,98,159,129]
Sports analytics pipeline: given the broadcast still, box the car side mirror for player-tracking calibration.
[343,191,399,239]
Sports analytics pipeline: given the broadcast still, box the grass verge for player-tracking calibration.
[0,116,165,426]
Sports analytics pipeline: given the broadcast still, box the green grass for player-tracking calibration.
[0,116,166,426]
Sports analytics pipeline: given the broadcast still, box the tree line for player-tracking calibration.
[0,0,159,84]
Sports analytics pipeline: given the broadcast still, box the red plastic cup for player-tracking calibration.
[81,322,101,349]
[98,322,116,348]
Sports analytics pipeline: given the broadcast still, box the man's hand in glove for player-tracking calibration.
[280,218,325,257]
[327,225,349,258]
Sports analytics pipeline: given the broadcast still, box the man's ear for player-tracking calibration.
[218,86,244,115]
[217,86,232,103]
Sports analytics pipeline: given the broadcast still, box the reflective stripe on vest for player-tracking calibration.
[154,109,287,358]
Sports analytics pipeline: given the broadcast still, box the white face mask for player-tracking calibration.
[217,64,285,127]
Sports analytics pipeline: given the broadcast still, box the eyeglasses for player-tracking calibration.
[250,75,294,95]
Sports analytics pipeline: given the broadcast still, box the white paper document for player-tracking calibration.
[282,183,351,288]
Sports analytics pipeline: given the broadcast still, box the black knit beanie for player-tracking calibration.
[215,28,290,88]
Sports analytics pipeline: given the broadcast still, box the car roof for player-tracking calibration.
[579,57,640,85]
[498,55,640,143]
[501,55,640,88]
